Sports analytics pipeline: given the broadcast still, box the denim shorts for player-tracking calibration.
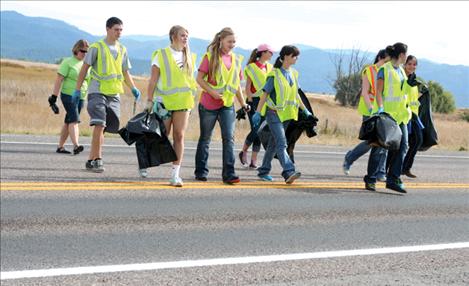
[60,93,83,123]
[87,93,120,133]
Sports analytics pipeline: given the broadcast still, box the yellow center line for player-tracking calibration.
[1,181,468,191]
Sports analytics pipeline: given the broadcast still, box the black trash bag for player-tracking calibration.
[118,111,164,145]
[257,120,271,151]
[418,89,438,151]
[236,107,246,121]
[135,132,177,169]
[360,113,401,150]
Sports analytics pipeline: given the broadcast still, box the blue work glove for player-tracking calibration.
[302,109,312,118]
[368,107,373,115]
[252,111,261,129]
[72,90,81,105]
[131,87,141,101]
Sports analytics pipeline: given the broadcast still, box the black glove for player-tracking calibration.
[236,107,246,121]
[48,94,59,114]
[407,73,418,87]
[419,83,429,95]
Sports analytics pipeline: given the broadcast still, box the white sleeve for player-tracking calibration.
[151,56,160,68]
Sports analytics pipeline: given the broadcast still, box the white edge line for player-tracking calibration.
[1,141,468,159]
[1,242,468,280]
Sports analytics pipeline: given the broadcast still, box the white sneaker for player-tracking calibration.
[139,168,148,178]
[170,177,183,187]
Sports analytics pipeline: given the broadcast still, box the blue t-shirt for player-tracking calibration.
[262,67,298,105]
[378,64,405,89]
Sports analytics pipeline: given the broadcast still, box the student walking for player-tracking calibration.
[402,55,424,178]
[368,42,411,193]
[239,44,274,169]
[75,17,141,173]
[343,49,389,180]
[252,45,311,184]
[49,39,89,155]
[194,27,250,184]
[142,25,197,186]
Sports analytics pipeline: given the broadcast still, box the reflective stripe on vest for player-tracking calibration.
[154,47,197,110]
[382,62,409,124]
[358,64,379,115]
[245,63,272,97]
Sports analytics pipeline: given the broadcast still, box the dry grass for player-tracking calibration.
[1,59,468,151]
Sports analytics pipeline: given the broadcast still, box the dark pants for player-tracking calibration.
[403,115,423,172]
[385,123,409,183]
[244,97,262,152]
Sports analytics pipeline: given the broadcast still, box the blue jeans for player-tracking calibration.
[195,104,237,181]
[244,97,262,152]
[386,123,409,183]
[258,110,296,180]
[61,93,83,123]
[345,116,386,178]
[364,146,388,184]
[403,115,423,172]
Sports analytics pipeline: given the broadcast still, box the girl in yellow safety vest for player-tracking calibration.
[194,27,250,184]
[252,45,311,184]
[372,42,410,193]
[402,55,424,178]
[143,25,197,187]
[239,44,274,169]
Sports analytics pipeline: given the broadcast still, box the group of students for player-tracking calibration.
[343,43,425,194]
[50,17,423,193]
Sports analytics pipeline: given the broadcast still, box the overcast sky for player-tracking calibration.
[2,1,468,66]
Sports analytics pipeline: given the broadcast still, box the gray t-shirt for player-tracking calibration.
[85,40,131,95]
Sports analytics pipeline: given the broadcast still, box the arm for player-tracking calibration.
[235,87,248,109]
[146,65,160,103]
[361,73,373,110]
[376,78,384,109]
[245,77,253,102]
[196,71,222,100]
[256,91,268,113]
[75,63,90,91]
[123,70,137,90]
[52,74,65,96]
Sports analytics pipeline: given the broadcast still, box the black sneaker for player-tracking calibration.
[73,145,84,155]
[386,179,407,193]
[56,147,71,154]
[85,160,93,170]
[285,172,301,184]
[195,176,207,182]
[86,159,104,173]
[365,182,376,191]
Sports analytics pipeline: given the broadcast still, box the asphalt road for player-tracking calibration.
[1,134,468,285]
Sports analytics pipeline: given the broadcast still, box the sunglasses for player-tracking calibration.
[79,50,88,53]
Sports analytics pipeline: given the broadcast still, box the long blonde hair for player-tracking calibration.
[207,27,234,79]
[169,25,193,76]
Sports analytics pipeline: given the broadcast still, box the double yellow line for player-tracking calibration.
[1,181,468,191]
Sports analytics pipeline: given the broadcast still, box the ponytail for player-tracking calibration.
[207,27,234,80]
[386,42,408,60]
[247,48,261,64]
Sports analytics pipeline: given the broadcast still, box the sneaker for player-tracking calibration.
[403,170,417,178]
[258,174,273,182]
[249,162,258,170]
[195,176,207,182]
[377,176,387,182]
[365,182,376,191]
[285,172,301,184]
[386,179,407,193]
[139,168,148,178]
[73,145,84,155]
[342,160,350,176]
[224,177,241,185]
[86,158,104,173]
[56,147,71,154]
[239,151,248,167]
[170,177,183,187]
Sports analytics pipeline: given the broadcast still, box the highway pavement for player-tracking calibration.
[1,134,468,285]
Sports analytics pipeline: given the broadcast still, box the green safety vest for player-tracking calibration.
[203,52,243,107]
[244,62,273,97]
[89,39,125,95]
[357,64,379,115]
[407,85,420,115]
[381,61,411,124]
[153,47,197,110]
[263,68,300,122]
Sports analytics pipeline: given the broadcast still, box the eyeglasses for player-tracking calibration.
[79,50,88,53]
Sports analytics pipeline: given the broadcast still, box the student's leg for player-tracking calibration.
[219,105,237,181]
[170,111,190,182]
[194,104,218,179]
[58,124,69,149]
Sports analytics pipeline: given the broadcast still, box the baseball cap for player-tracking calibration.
[257,44,274,53]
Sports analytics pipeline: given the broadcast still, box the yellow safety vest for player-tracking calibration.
[407,85,420,115]
[90,39,125,95]
[263,68,300,122]
[381,61,411,124]
[203,52,244,107]
[244,62,273,97]
[357,64,379,116]
[153,47,197,110]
